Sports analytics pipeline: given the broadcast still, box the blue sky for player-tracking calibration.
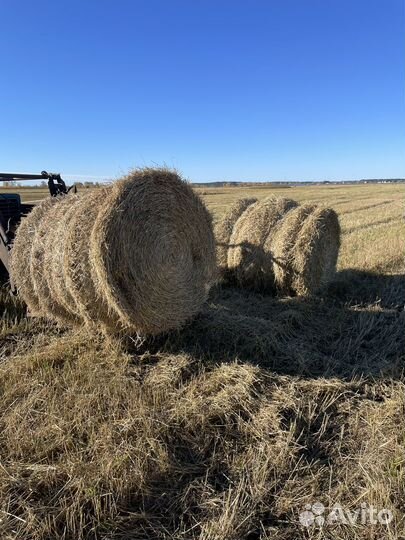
[1,0,404,183]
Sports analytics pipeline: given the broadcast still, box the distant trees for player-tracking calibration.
[74,181,101,188]
[1,180,17,187]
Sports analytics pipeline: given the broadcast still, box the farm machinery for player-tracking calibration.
[0,171,75,285]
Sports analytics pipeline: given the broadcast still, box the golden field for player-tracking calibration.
[0,182,404,539]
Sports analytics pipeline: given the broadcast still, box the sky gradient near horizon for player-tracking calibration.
[1,0,404,183]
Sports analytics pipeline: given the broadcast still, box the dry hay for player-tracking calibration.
[31,196,80,325]
[227,196,298,289]
[89,168,217,335]
[214,197,257,275]
[270,204,341,295]
[10,198,56,316]
[12,168,217,335]
[63,188,121,331]
[12,169,217,335]
[42,195,82,322]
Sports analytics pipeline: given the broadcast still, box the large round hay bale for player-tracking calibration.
[63,189,121,331]
[88,168,217,335]
[10,199,56,316]
[288,207,340,295]
[214,198,257,275]
[11,168,216,335]
[266,204,316,294]
[227,196,298,289]
[30,196,79,325]
[270,205,340,295]
[42,194,82,323]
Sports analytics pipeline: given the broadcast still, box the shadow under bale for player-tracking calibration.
[147,270,405,381]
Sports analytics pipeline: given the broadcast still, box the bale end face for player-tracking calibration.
[89,168,217,335]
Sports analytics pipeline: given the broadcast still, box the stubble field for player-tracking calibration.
[0,182,404,539]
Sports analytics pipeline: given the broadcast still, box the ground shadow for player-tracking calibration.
[145,270,405,381]
[327,269,405,309]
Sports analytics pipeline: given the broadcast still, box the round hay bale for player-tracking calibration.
[270,205,340,295]
[266,204,316,294]
[289,207,340,295]
[227,196,298,289]
[214,197,257,276]
[42,194,82,323]
[10,198,56,315]
[63,189,121,331]
[89,168,217,335]
[30,196,79,325]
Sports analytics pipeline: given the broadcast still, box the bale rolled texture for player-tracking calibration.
[10,168,217,335]
[270,206,340,296]
[214,197,257,275]
[215,196,340,296]
[227,196,298,289]
[63,189,120,330]
[41,195,82,324]
[10,199,56,316]
[267,204,317,295]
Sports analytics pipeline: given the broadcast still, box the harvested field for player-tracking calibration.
[0,181,404,540]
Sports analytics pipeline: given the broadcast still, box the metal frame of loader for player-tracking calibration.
[0,171,76,290]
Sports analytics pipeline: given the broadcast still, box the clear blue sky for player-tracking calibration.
[1,0,404,182]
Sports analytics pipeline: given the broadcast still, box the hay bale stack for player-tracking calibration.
[11,168,217,335]
[214,196,340,296]
[270,205,340,296]
[214,197,257,274]
[227,196,298,289]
